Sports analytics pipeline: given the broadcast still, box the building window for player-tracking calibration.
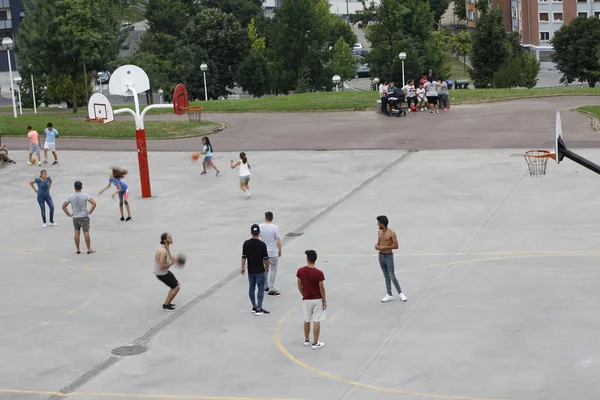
[512,7,517,18]
[0,10,7,20]
[578,12,588,17]
[539,0,548,2]
[539,12,549,21]
[552,0,562,2]
[553,12,563,21]
[595,11,600,17]
[540,32,550,40]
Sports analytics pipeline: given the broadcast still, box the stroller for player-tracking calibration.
[387,89,408,117]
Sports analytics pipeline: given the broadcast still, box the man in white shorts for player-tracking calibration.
[43,122,59,165]
[259,211,282,297]
[296,250,327,349]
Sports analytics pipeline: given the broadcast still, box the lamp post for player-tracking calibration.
[2,37,17,118]
[14,76,22,115]
[29,64,37,114]
[200,63,208,101]
[332,75,341,92]
[373,77,380,91]
[399,52,407,86]
[158,89,163,104]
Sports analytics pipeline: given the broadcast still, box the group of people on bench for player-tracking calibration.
[379,73,450,116]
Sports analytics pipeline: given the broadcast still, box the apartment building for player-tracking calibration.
[263,0,373,16]
[469,0,600,60]
[0,0,24,72]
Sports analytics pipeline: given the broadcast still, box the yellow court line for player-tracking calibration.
[273,252,600,400]
[0,389,307,400]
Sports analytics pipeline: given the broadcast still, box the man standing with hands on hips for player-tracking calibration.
[376,215,407,303]
[62,181,96,254]
[241,224,271,315]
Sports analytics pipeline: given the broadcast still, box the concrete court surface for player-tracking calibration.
[1,148,600,400]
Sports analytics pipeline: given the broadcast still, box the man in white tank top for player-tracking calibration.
[154,233,181,311]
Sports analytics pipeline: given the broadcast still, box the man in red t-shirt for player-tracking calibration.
[296,250,327,349]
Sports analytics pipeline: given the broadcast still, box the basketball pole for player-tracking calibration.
[558,139,600,176]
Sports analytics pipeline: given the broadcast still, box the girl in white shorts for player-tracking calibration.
[230,152,251,199]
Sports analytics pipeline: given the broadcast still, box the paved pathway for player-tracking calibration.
[1,96,599,152]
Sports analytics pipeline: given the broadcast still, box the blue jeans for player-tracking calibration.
[37,193,55,224]
[379,253,402,296]
[248,272,266,309]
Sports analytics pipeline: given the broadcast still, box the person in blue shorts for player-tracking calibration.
[43,122,59,165]
[200,136,220,177]
[99,167,132,221]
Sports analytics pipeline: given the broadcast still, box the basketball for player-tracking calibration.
[411,105,417,112]
[191,153,200,161]
[176,253,187,267]
[31,157,37,163]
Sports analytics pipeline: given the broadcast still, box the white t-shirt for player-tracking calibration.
[402,85,415,97]
[378,84,388,97]
[416,88,426,99]
[259,223,281,257]
[425,81,438,97]
[239,160,250,177]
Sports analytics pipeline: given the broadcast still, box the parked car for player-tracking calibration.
[96,71,111,85]
[356,63,370,78]
[353,42,364,50]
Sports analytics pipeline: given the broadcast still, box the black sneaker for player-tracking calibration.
[52,161,58,165]
[264,287,269,292]
[268,290,282,297]
[162,304,176,312]
[126,216,132,221]
[251,306,257,314]
[254,308,270,316]
[8,160,16,164]
[120,217,125,221]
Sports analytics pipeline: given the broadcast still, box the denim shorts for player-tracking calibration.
[204,156,212,163]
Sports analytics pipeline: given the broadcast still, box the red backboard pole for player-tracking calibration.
[135,129,152,198]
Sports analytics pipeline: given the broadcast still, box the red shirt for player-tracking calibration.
[296,266,325,300]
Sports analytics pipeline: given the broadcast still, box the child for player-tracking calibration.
[43,122,59,165]
[416,84,427,112]
[99,167,132,221]
[27,126,42,166]
[401,79,416,110]
[230,152,251,199]
[200,136,220,176]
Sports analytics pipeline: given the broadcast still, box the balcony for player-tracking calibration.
[0,19,11,30]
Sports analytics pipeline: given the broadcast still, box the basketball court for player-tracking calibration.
[2,108,600,400]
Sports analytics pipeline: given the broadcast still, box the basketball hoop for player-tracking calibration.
[523,150,555,177]
[183,106,203,123]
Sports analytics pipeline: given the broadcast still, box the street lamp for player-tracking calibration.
[373,77,380,91]
[399,52,407,86]
[200,63,208,101]
[14,76,22,115]
[332,75,341,92]
[2,37,17,118]
[158,89,163,104]
[29,64,37,114]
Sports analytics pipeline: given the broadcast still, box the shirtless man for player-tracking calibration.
[375,215,407,303]
[154,233,181,312]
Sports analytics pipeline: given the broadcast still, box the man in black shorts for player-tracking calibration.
[154,233,181,311]
[241,224,270,315]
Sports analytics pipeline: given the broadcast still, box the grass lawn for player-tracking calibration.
[446,55,470,81]
[122,6,145,23]
[0,112,218,139]
[2,88,599,116]
[578,105,600,119]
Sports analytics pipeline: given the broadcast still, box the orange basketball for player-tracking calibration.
[191,153,200,161]
[31,157,37,163]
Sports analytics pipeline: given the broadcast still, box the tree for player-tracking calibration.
[236,18,272,97]
[180,8,249,98]
[146,0,197,36]
[522,53,541,89]
[453,0,467,21]
[18,0,124,112]
[551,16,600,87]
[428,0,452,25]
[469,4,508,87]
[197,0,263,27]
[450,30,472,77]
[328,37,357,85]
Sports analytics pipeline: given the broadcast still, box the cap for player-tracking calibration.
[251,224,260,235]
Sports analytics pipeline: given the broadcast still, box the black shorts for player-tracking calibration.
[426,96,438,105]
[156,271,179,289]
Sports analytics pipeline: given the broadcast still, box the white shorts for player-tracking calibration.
[302,299,326,323]
[44,142,56,151]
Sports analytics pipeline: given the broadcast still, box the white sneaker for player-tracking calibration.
[50,222,58,226]
[38,162,42,166]
[399,292,408,302]
[381,294,394,302]
[304,339,311,346]
[42,223,46,228]
[246,192,251,199]
[311,342,325,349]
[27,161,33,166]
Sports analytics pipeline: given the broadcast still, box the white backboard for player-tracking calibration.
[109,64,150,96]
[87,93,114,123]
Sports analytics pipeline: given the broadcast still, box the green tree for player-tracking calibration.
[453,0,467,21]
[236,18,272,97]
[198,0,263,27]
[522,53,541,89]
[180,7,249,98]
[469,4,508,87]
[450,30,472,77]
[428,0,452,25]
[146,0,197,35]
[328,37,357,85]
[18,0,124,112]
[551,16,600,87]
